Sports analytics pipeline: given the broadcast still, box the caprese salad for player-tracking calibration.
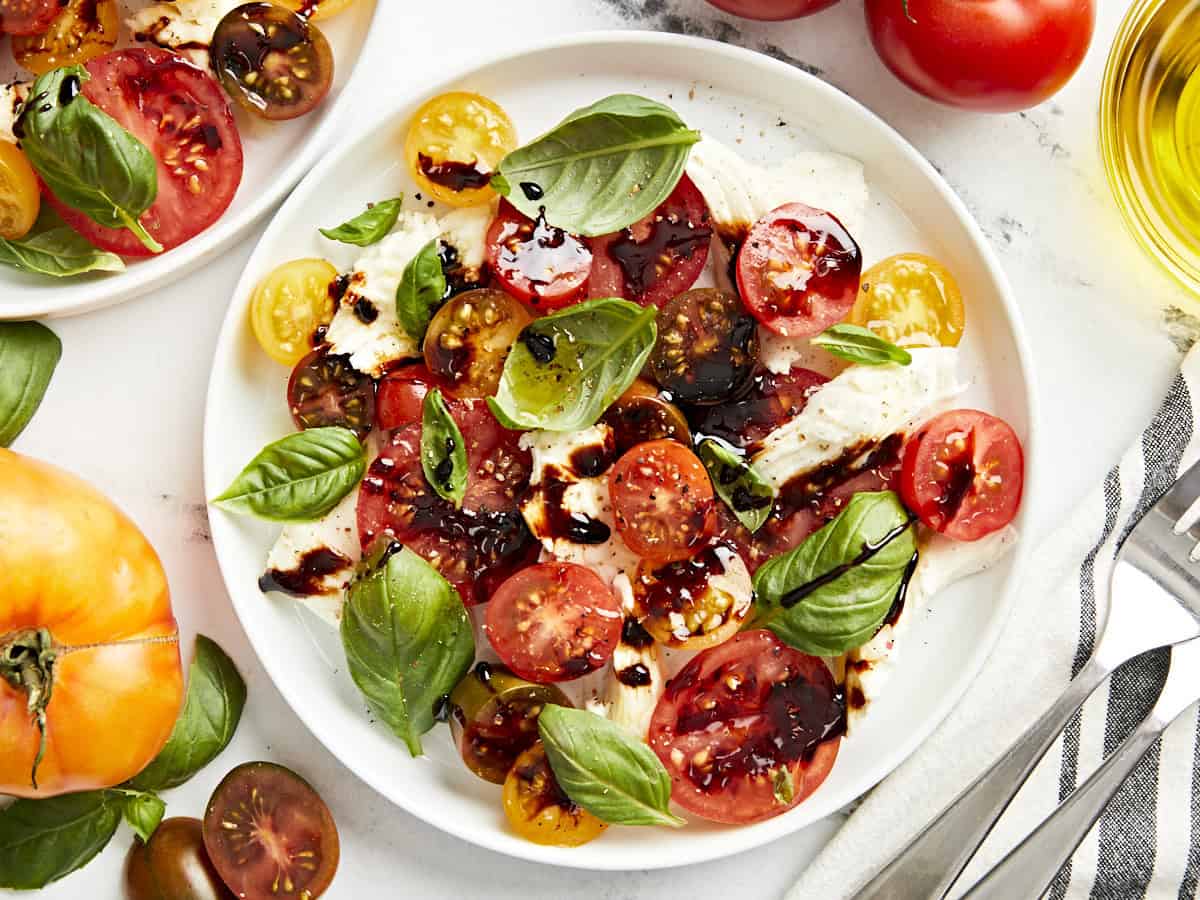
[213,89,1025,845]
[0,0,355,278]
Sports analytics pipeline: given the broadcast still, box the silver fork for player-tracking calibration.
[960,636,1200,899]
[856,458,1200,900]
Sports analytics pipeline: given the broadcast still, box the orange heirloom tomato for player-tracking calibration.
[0,449,184,798]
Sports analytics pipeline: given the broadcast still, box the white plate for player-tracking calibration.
[0,0,379,320]
[205,32,1039,871]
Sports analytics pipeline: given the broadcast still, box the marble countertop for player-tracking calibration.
[10,0,1194,897]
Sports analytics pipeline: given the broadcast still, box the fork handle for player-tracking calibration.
[855,656,1112,900]
[960,717,1163,900]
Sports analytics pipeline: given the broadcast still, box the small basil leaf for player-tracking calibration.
[538,705,685,828]
[749,491,917,655]
[341,544,475,757]
[489,298,657,432]
[127,635,246,793]
[319,197,404,246]
[420,388,467,508]
[19,66,161,253]
[396,238,447,341]
[495,94,701,236]
[0,208,124,278]
[697,437,774,533]
[212,427,366,522]
[0,791,121,889]
[811,324,912,366]
[0,321,61,447]
[121,792,165,843]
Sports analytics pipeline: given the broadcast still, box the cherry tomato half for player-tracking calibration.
[704,0,841,19]
[485,562,623,683]
[375,363,443,431]
[125,817,234,900]
[503,742,607,846]
[899,409,1024,541]
[485,201,592,310]
[405,91,517,208]
[0,0,58,35]
[849,253,965,347]
[203,762,339,900]
[736,203,862,338]
[287,346,375,440]
[600,379,691,456]
[632,542,753,650]
[609,440,716,564]
[11,0,118,74]
[250,258,337,366]
[649,630,842,824]
[865,0,1095,113]
[423,288,532,397]
[649,288,759,406]
[0,141,39,240]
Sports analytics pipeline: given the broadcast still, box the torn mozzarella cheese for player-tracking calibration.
[752,347,963,490]
[127,0,244,68]
[0,82,30,144]
[598,575,665,739]
[326,210,441,377]
[439,202,495,277]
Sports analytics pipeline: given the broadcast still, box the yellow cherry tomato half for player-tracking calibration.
[12,0,119,76]
[404,91,517,208]
[250,258,338,366]
[0,142,40,240]
[502,743,607,847]
[849,253,966,347]
[279,0,358,19]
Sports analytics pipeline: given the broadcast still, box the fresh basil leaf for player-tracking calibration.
[420,389,467,508]
[212,427,366,522]
[0,791,121,889]
[749,491,917,655]
[0,208,124,278]
[320,197,404,246]
[127,635,246,793]
[19,66,161,254]
[494,94,701,236]
[396,238,446,341]
[811,324,912,366]
[537,705,685,828]
[0,321,61,447]
[341,544,475,756]
[489,298,656,432]
[121,792,165,843]
[697,437,774,533]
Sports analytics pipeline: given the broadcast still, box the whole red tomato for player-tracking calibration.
[705,0,841,19]
[865,0,1095,112]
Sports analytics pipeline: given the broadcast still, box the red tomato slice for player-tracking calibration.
[49,48,243,256]
[375,363,445,431]
[609,439,716,564]
[587,175,712,308]
[900,409,1024,541]
[484,201,592,311]
[649,630,842,824]
[736,203,862,337]
[484,562,623,683]
[356,401,536,604]
[0,0,59,35]
[692,365,829,449]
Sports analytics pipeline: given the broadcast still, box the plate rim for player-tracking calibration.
[204,28,1042,871]
[2,0,382,321]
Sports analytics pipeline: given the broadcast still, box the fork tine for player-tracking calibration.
[1161,457,1200,532]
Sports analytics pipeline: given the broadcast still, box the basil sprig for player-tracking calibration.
[341,544,475,756]
[697,437,775,533]
[490,298,657,432]
[320,197,404,246]
[0,636,246,890]
[0,321,61,447]
[812,324,912,366]
[212,427,366,522]
[396,238,446,341]
[0,208,124,278]
[493,94,701,237]
[538,705,685,828]
[748,491,917,655]
[19,67,161,253]
[420,388,467,508]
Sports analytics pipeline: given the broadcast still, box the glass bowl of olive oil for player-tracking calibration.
[1101,0,1200,294]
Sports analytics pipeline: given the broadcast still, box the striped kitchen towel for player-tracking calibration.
[788,346,1200,900]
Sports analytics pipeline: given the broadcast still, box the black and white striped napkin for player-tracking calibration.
[788,350,1200,899]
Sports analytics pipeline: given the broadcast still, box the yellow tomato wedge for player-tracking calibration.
[849,253,966,347]
[250,258,338,366]
[405,91,517,208]
[0,142,40,241]
[12,0,119,76]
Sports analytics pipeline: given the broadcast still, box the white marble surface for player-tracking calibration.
[7,0,1195,897]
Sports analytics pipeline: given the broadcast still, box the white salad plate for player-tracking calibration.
[204,31,1039,871]
[0,0,379,320]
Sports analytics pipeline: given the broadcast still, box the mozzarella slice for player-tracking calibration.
[0,82,29,144]
[127,0,244,68]
[439,202,495,276]
[752,347,963,489]
[593,574,665,739]
[326,210,441,377]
